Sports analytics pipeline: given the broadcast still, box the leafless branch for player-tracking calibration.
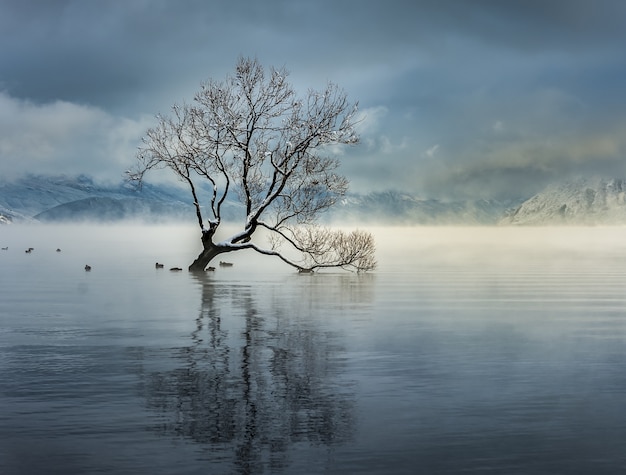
[132,56,375,272]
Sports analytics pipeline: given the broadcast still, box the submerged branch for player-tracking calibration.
[260,223,377,273]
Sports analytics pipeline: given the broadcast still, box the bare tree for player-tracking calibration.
[129,57,376,272]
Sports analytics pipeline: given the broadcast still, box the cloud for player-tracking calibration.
[352,106,411,155]
[0,92,152,181]
[424,144,440,158]
[354,106,389,136]
[1,1,626,199]
[418,120,626,200]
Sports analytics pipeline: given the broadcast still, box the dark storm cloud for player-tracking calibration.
[0,0,426,112]
[1,0,626,198]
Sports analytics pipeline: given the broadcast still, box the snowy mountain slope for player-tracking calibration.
[0,203,28,223]
[501,178,626,225]
[0,174,114,216]
[0,174,189,217]
[0,174,240,223]
[0,174,517,225]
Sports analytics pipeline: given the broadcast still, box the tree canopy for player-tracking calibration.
[129,57,376,272]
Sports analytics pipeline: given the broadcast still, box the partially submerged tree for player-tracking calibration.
[129,57,376,272]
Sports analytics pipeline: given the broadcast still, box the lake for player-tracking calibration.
[2,224,626,474]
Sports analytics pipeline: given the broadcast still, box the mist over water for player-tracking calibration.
[2,224,626,473]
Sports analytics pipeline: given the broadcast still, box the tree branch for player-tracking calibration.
[134,56,374,272]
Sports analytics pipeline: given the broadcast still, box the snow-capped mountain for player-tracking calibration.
[0,174,517,225]
[0,174,187,219]
[501,178,626,225]
[0,174,245,223]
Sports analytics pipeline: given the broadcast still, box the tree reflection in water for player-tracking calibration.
[140,272,358,473]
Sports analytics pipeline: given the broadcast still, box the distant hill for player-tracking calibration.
[0,174,189,223]
[0,174,521,225]
[0,174,244,223]
[501,178,626,225]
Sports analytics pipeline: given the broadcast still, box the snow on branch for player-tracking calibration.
[131,56,376,272]
[266,225,377,273]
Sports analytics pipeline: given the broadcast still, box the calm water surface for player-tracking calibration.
[2,224,626,474]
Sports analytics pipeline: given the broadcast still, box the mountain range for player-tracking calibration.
[2,174,626,225]
[500,177,626,225]
[0,174,518,225]
[0,174,243,224]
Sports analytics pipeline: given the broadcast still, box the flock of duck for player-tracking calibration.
[3,246,234,273]
[155,261,234,272]
[10,246,94,271]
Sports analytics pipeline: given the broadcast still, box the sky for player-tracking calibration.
[2,0,626,200]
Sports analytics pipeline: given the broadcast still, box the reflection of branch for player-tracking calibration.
[236,291,262,473]
[138,274,357,471]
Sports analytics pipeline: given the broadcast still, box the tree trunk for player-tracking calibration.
[188,239,228,272]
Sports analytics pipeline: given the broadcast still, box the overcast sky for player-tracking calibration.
[2,0,626,200]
